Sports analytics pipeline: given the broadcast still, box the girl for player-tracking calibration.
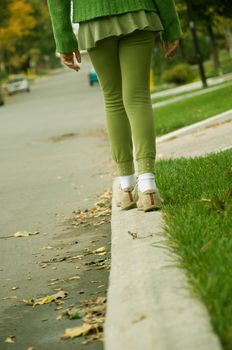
[47,0,182,212]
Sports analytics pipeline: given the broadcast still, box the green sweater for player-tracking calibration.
[47,0,182,53]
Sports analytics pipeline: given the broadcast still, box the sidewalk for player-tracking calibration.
[103,110,232,350]
[157,110,232,159]
[152,80,232,109]
[151,72,232,99]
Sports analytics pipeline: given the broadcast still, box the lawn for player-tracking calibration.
[153,82,232,136]
[156,149,232,350]
[151,80,232,104]
[151,85,203,104]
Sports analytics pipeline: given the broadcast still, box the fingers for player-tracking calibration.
[60,52,81,72]
[75,50,82,63]
[163,40,179,59]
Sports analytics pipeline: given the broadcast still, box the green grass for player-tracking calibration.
[151,80,232,104]
[153,82,232,136]
[156,149,232,350]
[151,87,202,104]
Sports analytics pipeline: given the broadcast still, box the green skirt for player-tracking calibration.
[77,10,164,50]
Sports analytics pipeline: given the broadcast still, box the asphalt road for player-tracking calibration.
[0,62,114,350]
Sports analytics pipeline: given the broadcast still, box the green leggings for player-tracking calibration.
[87,29,156,176]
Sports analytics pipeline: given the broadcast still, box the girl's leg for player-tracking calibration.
[119,30,156,176]
[87,37,135,177]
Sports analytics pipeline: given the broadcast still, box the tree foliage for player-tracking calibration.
[0,0,57,73]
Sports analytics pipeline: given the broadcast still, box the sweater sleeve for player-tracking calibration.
[154,0,183,41]
[47,0,79,53]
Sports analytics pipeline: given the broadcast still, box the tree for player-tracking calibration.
[0,0,58,74]
[0,0,36,72]
[188,0,232,73]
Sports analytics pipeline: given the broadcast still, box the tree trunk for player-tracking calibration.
[225,25,232,58]
[207,19,220,75]
[179,38,186,61]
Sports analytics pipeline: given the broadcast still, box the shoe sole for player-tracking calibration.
[116,201,137,210]
[137,204,161,212]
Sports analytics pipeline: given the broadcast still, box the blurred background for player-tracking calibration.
[0,0,232,99]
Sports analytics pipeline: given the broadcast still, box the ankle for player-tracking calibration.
[138,172,157,192]
[119,173,136,190]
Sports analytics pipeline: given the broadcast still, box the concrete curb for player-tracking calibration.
[157,109,232,144]
[104,178,222,350]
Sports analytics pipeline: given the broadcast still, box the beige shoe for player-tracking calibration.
[116,184,137,210]
[136,187,163,212]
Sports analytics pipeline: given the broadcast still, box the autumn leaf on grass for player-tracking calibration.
[14,230,39,238]
[225,187,232,199]
[226,168,232,177]
[23,290,68,307]
[200,195,225,212]
[61,323,101,339]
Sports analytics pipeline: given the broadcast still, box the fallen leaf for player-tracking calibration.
[132,315,147,323]
[128,230,138,239]
[201,195,225,212]
[14,231,39,238]
[5,336,15,343]
[81,332,103,344]
[63,188,112,228]
[48,275,80,285]
[40,245,54,250]
[33,295,54,306]
[1,296,17,300]
[23,290,68,307]
[67,275,80,281]
[93,247,106,254]
[11,286,19,291]
[61,323,100,339]
[226,168,232,177]
[48,132,79,142]
[57,306,86,320]
[225,187,232,198]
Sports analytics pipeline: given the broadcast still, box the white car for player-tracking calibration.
[7,75,30,95]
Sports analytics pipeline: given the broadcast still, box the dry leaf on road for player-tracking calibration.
[93,247,106,254]
[14,231,39,238]
[61,323,100,339]
[56,306,86,320]
[5,336,15,343]
[1,296,17,300]
[23,290,68,307]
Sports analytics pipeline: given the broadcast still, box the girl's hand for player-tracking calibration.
[163,40,179,59]
[60,50,81,72]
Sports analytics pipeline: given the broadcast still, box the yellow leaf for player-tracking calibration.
[33,295,54,306]
[61,323,98,339]
[14,230,39,237]
[5,336,15,343]
[67,275,80,281]
[23,290,67,307]
[1,296,17,300]
[93,247,106,254]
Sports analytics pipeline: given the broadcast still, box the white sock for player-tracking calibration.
[119,174,136,190]
[138,172,157,192]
